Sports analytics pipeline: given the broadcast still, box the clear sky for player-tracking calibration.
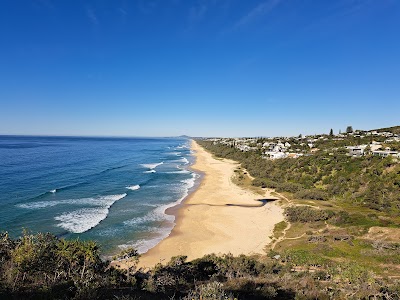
[1,0,399,137]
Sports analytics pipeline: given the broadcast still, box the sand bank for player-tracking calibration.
[138,140,284,268]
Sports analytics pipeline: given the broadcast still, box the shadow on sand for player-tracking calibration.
[185,198,278,208]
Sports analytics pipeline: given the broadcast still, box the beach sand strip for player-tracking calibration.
[138,140,284,268]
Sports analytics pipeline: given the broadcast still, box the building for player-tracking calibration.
[372,150,399,158]
[346,145,368,156]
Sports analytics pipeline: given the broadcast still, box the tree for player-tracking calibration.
[346,126,353,133]
[329,129,334,137]
[364,145,371,155]
[113,247,140,283]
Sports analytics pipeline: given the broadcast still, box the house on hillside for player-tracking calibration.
[372,150,399,158]
[264,151,287,160]
[346,145,368,157]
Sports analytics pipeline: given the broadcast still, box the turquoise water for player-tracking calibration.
[0,136,198,255]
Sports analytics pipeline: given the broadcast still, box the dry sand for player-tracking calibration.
[138,140,284,268]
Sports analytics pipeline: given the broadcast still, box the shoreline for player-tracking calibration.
[136,140,285,268]
[163,156,204,218]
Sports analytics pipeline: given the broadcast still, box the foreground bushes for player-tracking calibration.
[2,232,400,299]
[0,231,126,299]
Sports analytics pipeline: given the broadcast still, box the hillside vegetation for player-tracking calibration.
[198,140,400,213]
[196,130,400,297]
[375,126,400,134]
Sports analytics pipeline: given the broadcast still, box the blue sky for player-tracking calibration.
[0,0,399,137]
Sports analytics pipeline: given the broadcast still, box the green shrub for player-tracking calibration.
[183,281,235,300]
[283,249,328,266]
[252,178,279,189]
[276,182,303,193]
[285,206,334,223]
[294,189,328,200]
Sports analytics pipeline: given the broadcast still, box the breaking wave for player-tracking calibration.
[127,185,140,191]
[120,172,199,253]
[54,194,127,233]
[141,162,163,170]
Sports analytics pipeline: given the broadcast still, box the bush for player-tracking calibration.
[0,231,132,299]
[294,189,328,201]
[183,281,235,300]
[276,182,303,193]
[252,178,279,189]
[285,206,334,223]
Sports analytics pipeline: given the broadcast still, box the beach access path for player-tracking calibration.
[138,140,284,268]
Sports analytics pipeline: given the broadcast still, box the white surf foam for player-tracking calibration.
[181,177,196,188]
[141,162,163,169]
[120,205,178,254]
[144,169,156,173]
[18,194,127,210]
[120,172,200,254]
[165,170,190,174]
[119,230,171,254]
[172,157,189,165]
[127,185,140,191]
[176,144,189,149]
[16,195,127,234]
[166,151,182,156]
[50,189,57,193]
[54,194,127,233]
[53,194,127,233]
[18,201,59,209]
[123,209,168,227]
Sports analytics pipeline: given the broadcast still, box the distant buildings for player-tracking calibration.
[205,128,399,161]
[345,143,400,158]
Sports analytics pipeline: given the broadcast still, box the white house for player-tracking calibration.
[372,150,399,158]
[346,145,368,156]
[264,151,287,160]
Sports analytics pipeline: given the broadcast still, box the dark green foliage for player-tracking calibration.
[285,206,334,223]
[275,182,303,193]
[375,125,400,134]
[252,178,279,189]
[0,231,133,299]
[294,189,328,200]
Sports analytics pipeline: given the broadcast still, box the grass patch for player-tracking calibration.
[284,223,318,238]
[273,221,287,239]
[283,249,329,266]
[232,168,265,195]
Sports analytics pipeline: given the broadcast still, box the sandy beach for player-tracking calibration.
[138,140,284,268]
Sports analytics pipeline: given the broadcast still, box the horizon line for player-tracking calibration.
[0,134,193,139]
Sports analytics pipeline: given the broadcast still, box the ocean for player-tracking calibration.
[0,136,199,256]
